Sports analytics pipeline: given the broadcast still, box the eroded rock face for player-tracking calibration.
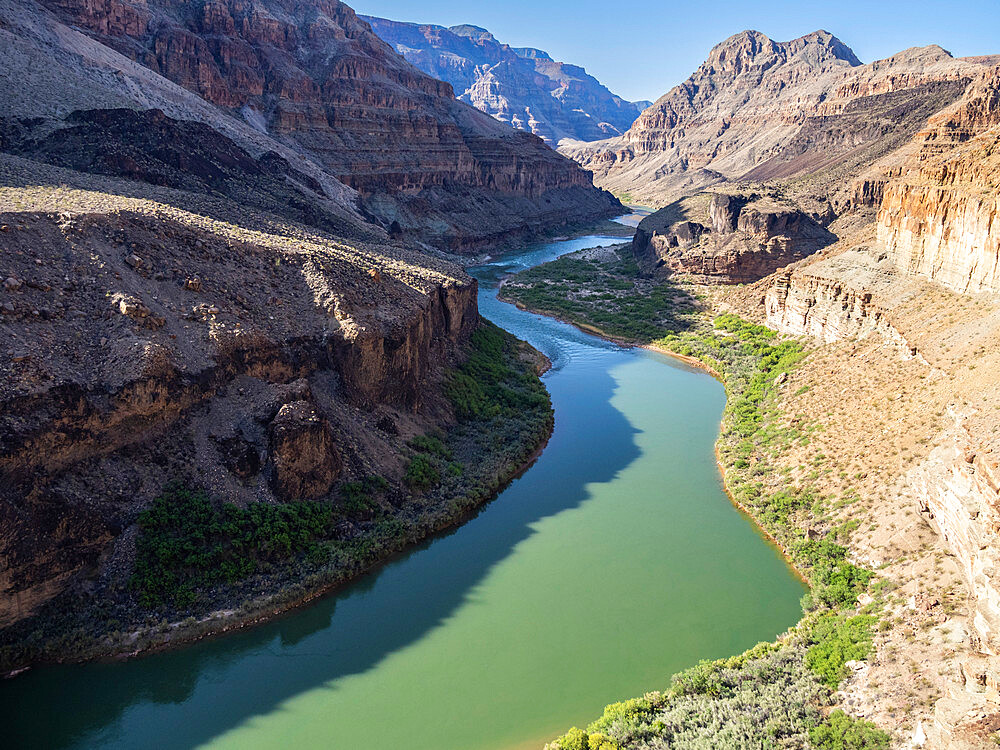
[0,199,478,627]
[34,0,621,249]
[269,401,341,501]
[876,69,1000,293]
[633,194,834,282]
[564,29,992,205]
[362,17,648,144]
[710,194,742,234]
[764,252,897,343]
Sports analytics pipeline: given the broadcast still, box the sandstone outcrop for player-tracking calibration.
[564,30,996,206]
[875,69,1000,293]
[269,400,342,501]
[362,17,649,145]
[633,193,834,282]
[742,63,1000,749]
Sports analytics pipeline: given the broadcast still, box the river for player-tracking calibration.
[1,217,805,750]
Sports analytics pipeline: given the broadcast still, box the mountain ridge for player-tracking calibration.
[562,28,995,205]
[362,15,649,145]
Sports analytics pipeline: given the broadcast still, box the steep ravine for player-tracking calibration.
[0,228,805,750]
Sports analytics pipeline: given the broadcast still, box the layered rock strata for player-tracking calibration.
[27,0,620,249]
[362,17,649,144]
[0,155,480,627]
[876,70,1000,293]
[565,30,996,206]
[633,193,834,282]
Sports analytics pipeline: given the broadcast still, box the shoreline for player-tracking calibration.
[3,359,557,679]
[498,290,809,585]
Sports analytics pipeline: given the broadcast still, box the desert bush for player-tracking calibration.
[404,454,440,491]
[131,486,333,608]
[809,710,891,749]
[806,613,877,688]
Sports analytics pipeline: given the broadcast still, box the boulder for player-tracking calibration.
[268,400,341,501]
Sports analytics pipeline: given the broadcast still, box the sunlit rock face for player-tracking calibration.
[34,0,622,250]
[564,29,990,206]
[877,70,1000,293]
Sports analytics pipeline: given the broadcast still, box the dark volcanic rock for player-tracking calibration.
[0,108,370,240]
[269,401,341,501]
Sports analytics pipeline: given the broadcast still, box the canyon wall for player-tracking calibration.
[907,426,1000,748]
[564,30,995,206]
[0,0,597,630]
[0,185,477,627]
[754,65,1000,749]
[11,0,620,250]
[876,71,1000,293]
[362,17,648,145]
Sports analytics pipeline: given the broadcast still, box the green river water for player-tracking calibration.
[2,218,805,750]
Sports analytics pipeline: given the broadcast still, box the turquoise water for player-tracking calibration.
[1,222,805,750]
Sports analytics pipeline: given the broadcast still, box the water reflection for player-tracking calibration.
[0,221,804,750]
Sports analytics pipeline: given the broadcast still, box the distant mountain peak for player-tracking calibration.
[514,47,553,61]
[703,28,861,77]
[365,16,648,144]
[449,24,495,42]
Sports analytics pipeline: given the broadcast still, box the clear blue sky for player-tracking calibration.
[350,0,1000,102]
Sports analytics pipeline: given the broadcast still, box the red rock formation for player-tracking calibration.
[36,0,620,247]
[877,68,1000,293]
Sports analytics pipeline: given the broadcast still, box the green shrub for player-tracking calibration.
[131,486,333,609]
[404,454,440,491]
[444,322,550,423]
[806,614,876,688]
[552,727,619,750]
[557,645,825,749]
[409,434,452,459]
[809,710,891,749]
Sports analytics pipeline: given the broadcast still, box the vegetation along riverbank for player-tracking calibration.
[500,244,901,748]
[0,322,553,673]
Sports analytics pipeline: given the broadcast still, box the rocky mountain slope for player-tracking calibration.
[525,27,1000,745]
[9,0,619,251]
[362,17,649,145]
[565,30,994,207]
[0,0,600,664]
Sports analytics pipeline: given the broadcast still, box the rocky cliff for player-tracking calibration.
[876,69,1000,293]
[565,30,994,206]
[23,0,620,250]
[633,192,834,282]
[745,63,1000,748]
[362,17,649,145]
[0,0,579,645]
[0,161,479,628]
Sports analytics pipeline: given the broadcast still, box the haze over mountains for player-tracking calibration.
[363,16,651,145]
